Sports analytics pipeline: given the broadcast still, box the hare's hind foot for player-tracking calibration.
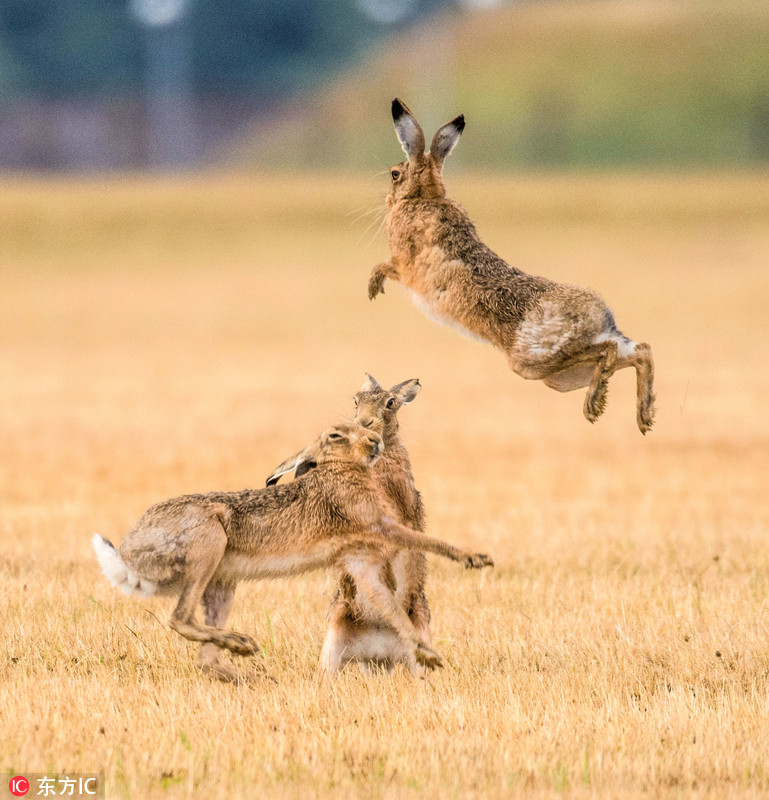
[583,383,609,424]
[199,659,276,684]
[582,340,618,424]
[197,632,267,683]
[633,342,656,434]
[583,393,605,424]
[197,641,237,679]
[415,642,443,670]
[198,658,241,682]
[217,630,259,656]
[170,618,259,656]
[638,401,655,435]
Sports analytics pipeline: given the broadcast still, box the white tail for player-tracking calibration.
[92,534,158,597]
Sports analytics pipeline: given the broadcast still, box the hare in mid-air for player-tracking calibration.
[266,375,432,673]
[93,423,493,680]
[368,98,655,433]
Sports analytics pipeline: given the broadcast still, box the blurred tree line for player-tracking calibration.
[0,0,443,100]
[242,0,769,172]
[0,0,767,170]
[0,0,448,168]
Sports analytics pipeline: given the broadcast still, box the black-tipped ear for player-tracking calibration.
[391,378,421,405]
[294,460,317,478]
[392,97,425,161]
[430,114,464,164]
[391,98,408,122]
[265,448,310,486]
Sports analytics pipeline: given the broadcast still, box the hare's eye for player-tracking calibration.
[385,398,396,409]
[327,432,344,441]
[391,169,400,180]
[353,397,359,407]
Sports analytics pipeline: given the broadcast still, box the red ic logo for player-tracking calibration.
[9,776,29,797]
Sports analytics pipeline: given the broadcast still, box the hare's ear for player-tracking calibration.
[392,98,425,161]
[265,447,313,487]
[294,459,318,478]
[390,378,421,405]
[360,373,383,392]
[430,114,465,166]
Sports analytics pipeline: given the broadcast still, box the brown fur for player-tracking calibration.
[94,423,492,681]
[368,98,656,434]
[267,375,431,673]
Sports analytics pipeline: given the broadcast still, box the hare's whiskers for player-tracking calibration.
[358,208,388,244]
[365,210,388,249]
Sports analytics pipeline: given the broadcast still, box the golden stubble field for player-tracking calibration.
[1,171,768,799]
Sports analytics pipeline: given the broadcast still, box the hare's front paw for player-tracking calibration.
[368,261,399,299]
[464,553,494,569]
[368,271,386,300]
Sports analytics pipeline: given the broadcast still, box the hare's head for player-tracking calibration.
[386,98,464,206]
[266,423,383,486]
[316,422,384,467]
[354,374,421,437]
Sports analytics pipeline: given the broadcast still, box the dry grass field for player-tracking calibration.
[1,171,768,799]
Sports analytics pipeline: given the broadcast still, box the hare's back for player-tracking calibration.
[120,498,229,584]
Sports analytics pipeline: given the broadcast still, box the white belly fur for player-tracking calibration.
[218,546,337,581]
[406,289,486,344]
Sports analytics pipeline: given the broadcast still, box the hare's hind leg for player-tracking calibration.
[586,339,655,433]
[320,570,424,675]
[320,602,402,674]
[196,580,242,681]
[392,550,431,646]
[583,339,619,424]
[343,553,443,672]
[319,606,353,673]
[319,575,362,673]
[583,338,655,433]
[168,518,258,658]
[630,342,655,434]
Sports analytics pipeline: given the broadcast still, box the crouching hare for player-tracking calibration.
[267,374,431,674]
[93,423,493,680]
[369,98,655,433]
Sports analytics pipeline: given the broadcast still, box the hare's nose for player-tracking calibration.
[366,435,382,454]
[358,416,375,428]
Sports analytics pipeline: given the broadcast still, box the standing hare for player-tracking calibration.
[266,375,432,673]
[369,98,655,433]
[93,423,492,680]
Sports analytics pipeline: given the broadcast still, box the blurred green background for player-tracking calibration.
[1,0,768,171]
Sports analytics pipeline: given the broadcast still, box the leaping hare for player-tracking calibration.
[93,423,493,680]
[266,375,431,673]
[368,98,656,433]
